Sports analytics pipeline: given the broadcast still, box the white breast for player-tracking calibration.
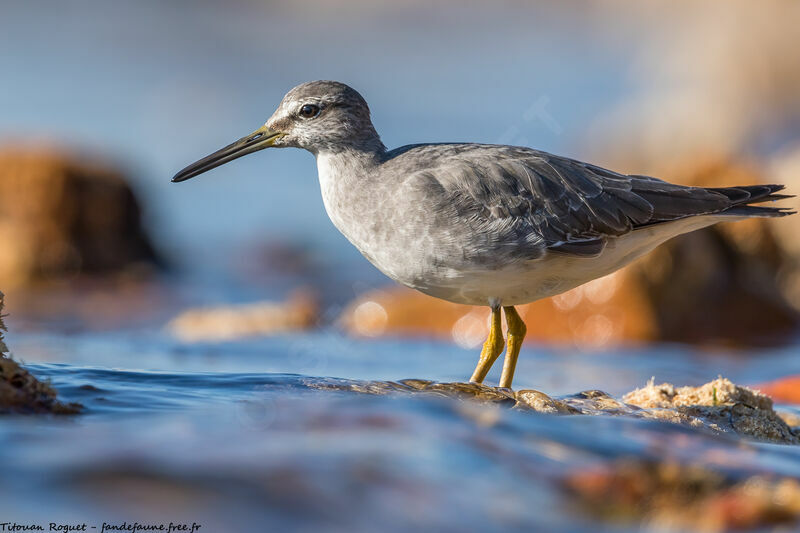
[316,152,336,210]
[314,151,384,260]
[315,152,352,236]
[412,215,731,306]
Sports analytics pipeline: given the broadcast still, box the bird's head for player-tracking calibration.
[172,80,383,183]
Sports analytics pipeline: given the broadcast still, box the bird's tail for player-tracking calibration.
[707,184,796,218]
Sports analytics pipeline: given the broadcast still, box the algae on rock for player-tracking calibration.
[624,377,799,444]
[0,292,81,414]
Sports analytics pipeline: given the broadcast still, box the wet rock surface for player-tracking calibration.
[0,292,81,414]
[624,377,799,444]
[312,376,799,444]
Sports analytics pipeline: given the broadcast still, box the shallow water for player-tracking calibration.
[2,2,800,530]
[4,322,800,531]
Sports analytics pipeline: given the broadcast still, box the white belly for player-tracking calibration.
[411,215,732,307]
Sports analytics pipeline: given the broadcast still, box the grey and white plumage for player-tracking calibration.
[173,80,794,386]
[318,138,792,306]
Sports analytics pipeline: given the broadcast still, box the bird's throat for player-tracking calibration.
[315,148,386,252]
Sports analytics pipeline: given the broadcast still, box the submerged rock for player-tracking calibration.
[563,459,800,532]
[515,389,581,415]
[0,292,81,414]
[312,376,799,444]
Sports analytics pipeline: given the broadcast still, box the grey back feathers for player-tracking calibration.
[378,143,793,262]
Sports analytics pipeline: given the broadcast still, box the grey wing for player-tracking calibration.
[413,145,786,260]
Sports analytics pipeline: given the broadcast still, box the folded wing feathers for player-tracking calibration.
[416,145,792,260]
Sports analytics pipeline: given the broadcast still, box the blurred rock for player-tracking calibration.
[0,291,81,414]
[168,290,318,342]
[341,157,799,348]
[563,460,800,533]
[628,157,798,346]
[0,144,160,288]
[777,410,800,431]
[770,143,800,308]
[8,278,181,332]
[753,375,800,405]
[341,269,657,349]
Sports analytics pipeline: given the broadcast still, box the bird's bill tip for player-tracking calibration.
[171,126,282,183]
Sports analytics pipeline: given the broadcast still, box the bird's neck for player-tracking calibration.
[315,145,385,187]
[315,145,387,246]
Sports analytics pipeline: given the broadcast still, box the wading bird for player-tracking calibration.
[173,81,793,389]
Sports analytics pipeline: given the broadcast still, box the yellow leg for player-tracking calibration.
[469,307,505,384]
[499,306,527,389]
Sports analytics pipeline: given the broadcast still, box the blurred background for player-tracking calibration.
[2,0,800,347]
[2,1,800,531]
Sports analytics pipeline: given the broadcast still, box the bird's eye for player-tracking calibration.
[298,104,320,119]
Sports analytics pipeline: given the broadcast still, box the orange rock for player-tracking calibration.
[753,376,800,405]
[630,156,798,346]
[770,144,800,309]
[0,143,160,288]
[341,269,656,349]
[341,289,477,342]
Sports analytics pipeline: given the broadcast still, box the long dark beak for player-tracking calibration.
[171,125,284,183]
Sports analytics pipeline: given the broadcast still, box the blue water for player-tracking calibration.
[3,322,800,531]
[2,2,800,530]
